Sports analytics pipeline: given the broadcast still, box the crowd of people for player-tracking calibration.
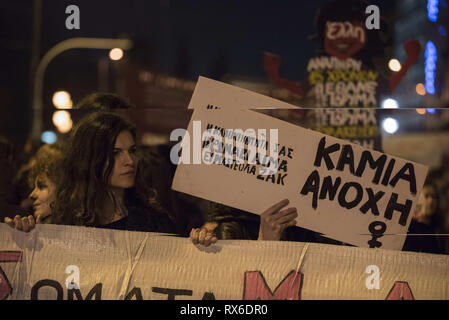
[1,92,448,254]
[0,93,298,247]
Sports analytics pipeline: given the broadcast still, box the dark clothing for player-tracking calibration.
[97,188,177,233]
[402,220,445,255]
[42,189,178,234]
[97,217,129,230]
[137,144,205,236]
[212,209,348,246]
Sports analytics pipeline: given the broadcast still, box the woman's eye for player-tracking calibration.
[37,182,47,189]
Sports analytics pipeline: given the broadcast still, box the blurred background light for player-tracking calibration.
[425,41,437,94]
[41,131,57,144]
[109,48,124,61]
[388,59,401,72]
[52,90,73,109]
[427,0,439,22]
[382,117,399,134]
[416,108,426,115]
[426,108,436,114]
[56,118,73,133]
[52,110,71,128]
[381,98,399,109]
[416,83,426,95]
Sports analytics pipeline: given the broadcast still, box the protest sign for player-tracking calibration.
[188,76,300,110]
[171,106,428,250]
[0,224,447,300]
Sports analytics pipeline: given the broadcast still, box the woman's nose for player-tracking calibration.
[29,188,38,201]
[123,151,135,165]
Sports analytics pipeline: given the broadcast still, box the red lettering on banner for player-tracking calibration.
[0,251,22,300]
[243,270,303,300]
[385,281,415,300]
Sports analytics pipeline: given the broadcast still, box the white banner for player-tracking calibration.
[0,224,447,300]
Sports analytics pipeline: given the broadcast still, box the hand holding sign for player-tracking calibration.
[190,227,218,247]
[4,215,38,233]
[258,199,298,241]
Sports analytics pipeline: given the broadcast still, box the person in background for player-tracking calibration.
[403,179,445,254]
[74,92,135,110]
[4,143,63,231]
[0,135,21,221]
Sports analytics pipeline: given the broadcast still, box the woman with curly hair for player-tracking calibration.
[4,143,63,231]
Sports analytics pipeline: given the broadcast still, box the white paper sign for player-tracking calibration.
[172,100,428,251]
[188,76,300,110]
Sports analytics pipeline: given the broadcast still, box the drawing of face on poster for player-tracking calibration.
[263,0,420,152]
[305,0,390,108]
[324,21,366,60]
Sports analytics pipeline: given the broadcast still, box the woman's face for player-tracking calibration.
[414,185,438,223]
[29,175,56,219]
[109,130,137,189]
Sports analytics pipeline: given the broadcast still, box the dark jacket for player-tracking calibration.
[402,220,445,254]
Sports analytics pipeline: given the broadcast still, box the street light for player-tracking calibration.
[30,37,133,141]
[109,48,124,61]
[388,59,401,72]
[52,90,72,109]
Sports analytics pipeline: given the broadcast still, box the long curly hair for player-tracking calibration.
[51,112,155,226]
[28,143,64,188]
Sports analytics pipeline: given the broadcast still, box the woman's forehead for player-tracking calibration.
[114,131,135,148]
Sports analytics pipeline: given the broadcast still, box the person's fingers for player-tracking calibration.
[198,228,207,244]
[273,208,298,225]
[190,228,200,244]
[14,215,23,231]
[4,217,15,228]
[28,215,36,231]
[207,233,218,245]
[191,228,218,247]
[21,217,30,233]
[262,199,289,216]
[202,233,212,247]
[286,219,297,227]
[203,231,218,247]
[277,214,298,228]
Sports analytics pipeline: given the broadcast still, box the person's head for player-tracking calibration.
[74,93,135,110]
[28,143,64,219]
[414,180,440,225]
[53,112,138,226]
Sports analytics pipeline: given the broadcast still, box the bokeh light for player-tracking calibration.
[109,48,124,61]
[388,59,401,72]
[41,131,57,144]
[381,98,399,109]
[416,83,426,95]
[52,91,73,109]
[382,117,399,134]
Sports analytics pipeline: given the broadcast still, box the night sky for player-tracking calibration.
[0,0,396,149]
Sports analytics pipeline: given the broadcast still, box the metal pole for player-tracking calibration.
[30,37,133,141]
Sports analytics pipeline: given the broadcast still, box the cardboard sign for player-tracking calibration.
[1,224,447,300]
[171,106,428,250]
[188,76,300,110]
